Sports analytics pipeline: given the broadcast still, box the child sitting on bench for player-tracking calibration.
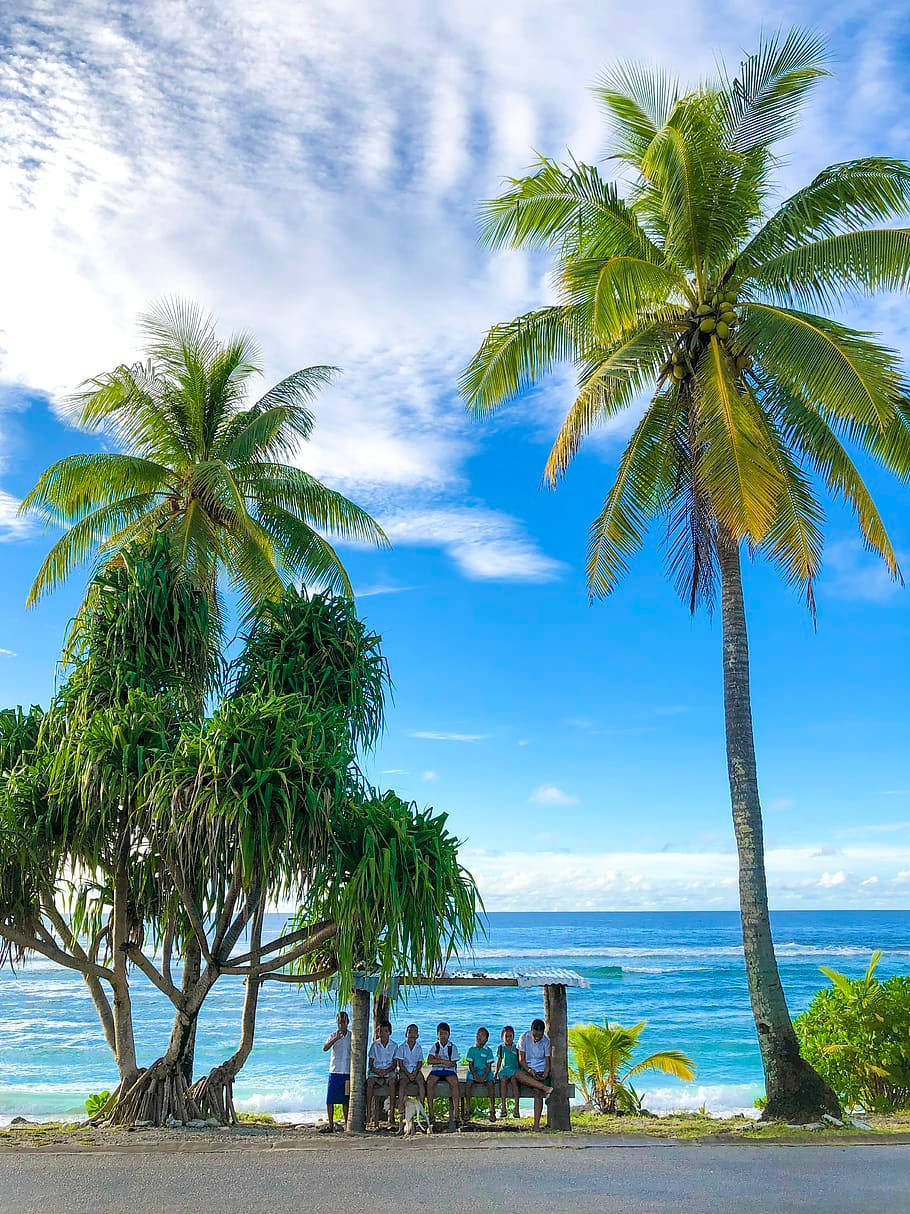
[465,1026,496,1123]
[366,1019,398,1130]
[426,1021,460,1131]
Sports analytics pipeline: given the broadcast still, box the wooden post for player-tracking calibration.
[544,983,571,1131]
[347,988,370,1133]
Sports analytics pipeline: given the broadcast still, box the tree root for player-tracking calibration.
[761,1055,841,1123]
[187,1063,239,1125]
[108,1058,201,1127]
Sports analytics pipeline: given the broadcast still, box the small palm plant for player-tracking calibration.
[569,1019,695,1115]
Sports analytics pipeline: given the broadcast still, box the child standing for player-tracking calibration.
[321,1010,351,1133]
[465,1026,496,1123]
[366,1019,398,1130]
[494,1025,520,1118]
[426,1021,460,1131]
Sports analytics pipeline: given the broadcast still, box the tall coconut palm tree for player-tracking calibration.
[20,298,387,611]
[462,30,910,1120]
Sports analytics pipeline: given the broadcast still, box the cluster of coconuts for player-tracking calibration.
[668,289,753,382]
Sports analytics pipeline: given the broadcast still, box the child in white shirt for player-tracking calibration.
[366,1019,398,1130]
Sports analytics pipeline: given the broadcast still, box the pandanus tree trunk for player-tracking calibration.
[717,529,839,1121]
[189,904,266,1124]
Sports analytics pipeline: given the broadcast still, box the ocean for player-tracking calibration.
[1,909,907,1124]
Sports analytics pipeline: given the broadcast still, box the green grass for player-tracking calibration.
[568,1109,910,1141]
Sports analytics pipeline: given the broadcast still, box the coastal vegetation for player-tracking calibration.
[796,953,910,1114]
[462,29,910,1120]
[0,305,480,1126]
[568,1018,695,1115]
[0,543,478,1126]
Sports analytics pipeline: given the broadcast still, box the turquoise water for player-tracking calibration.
[1,910,907,1123]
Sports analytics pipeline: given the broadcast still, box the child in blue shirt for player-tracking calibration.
[465,1026,496,1123]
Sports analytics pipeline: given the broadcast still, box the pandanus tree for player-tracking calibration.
[0,549,479,1126]
[19,298,387,611]
[462,30,910,1120]
[0,540,214,1094]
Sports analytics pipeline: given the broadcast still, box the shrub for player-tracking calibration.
[568,1018,695,1115]
[795,952,910,1113]
[85,1091,111,1117]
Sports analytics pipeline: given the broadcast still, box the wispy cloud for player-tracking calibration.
[379,508,565,583]
[422,770,438,782]
[822,539,905,604]
[529,784,579,806]
[0,647,16,657]
[837,821,910,836]
[410,730,490,743]
[354,584,417,599]
[0,491,33,541]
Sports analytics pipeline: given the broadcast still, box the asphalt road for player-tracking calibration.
[2,1140,909,1214]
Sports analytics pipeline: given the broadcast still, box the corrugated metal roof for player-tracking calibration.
[446,968,591,989]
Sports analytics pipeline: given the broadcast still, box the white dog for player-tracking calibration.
[393,1096,430,1136]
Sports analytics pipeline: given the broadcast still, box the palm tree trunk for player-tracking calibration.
[717,529,839,1121]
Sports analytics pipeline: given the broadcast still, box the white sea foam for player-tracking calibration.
[462,944,908,960]
[636,1082,763,1118]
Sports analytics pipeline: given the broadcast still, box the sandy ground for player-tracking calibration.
[1,1130,910,1213]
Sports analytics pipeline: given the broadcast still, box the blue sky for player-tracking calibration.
[1,0,909,910]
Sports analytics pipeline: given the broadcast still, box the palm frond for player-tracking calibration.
[721,28,829,152]
[766,382,900,579]
[19,454,171,524]
[626,1049,696,1081]
[586,391,683,597]
[593,61,679,164]
[545,325,672,483]
[739,158,910,271]
[750,229,910,310]
[461,305,584,415]
[695,336,782,541]
[479,156,664,262]
[742,302,902,430]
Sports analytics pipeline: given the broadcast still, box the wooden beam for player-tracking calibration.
[399,976,520,988]
[346,988,370,1134]
[544,983,571,1132]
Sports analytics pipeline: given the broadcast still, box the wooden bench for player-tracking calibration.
[351,1071,575,1124]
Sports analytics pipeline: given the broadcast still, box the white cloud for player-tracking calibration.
[818,870,846,888]
[380,508,565,583]
[422,770,438,782]
[353,584,417,599]
[410,730,489,742]
[2,1,909,580]
[529,784,579,806]
[458,843,910,910]
[0,648,16,657]
[0,490,33,540]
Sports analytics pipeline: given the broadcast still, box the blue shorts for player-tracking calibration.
[430,1068,457,1078]
[326,1072,349,1105]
